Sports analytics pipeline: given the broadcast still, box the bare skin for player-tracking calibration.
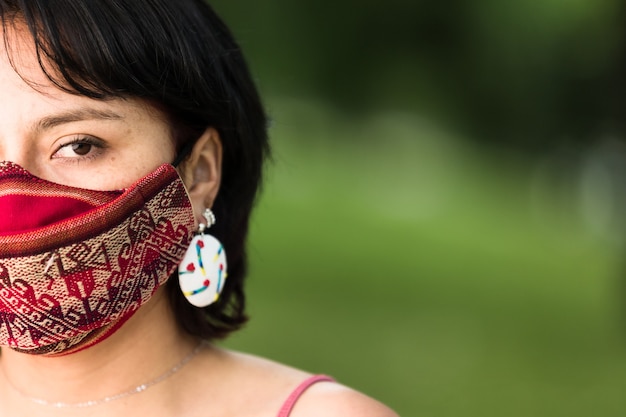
[0,22,398,417]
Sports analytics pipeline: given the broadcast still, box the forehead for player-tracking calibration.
[0,19,84,109]
[0,23,71,128]
[0,20,47,84]
[0,20,165,125]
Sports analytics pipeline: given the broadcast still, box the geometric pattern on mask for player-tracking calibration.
[0,167,195,355]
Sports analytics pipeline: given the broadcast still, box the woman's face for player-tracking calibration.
[0,24,176,191]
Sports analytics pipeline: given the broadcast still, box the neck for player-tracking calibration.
[0,289,199,414]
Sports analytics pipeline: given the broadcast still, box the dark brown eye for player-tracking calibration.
[71,142,92,156]
[52,136,105,161]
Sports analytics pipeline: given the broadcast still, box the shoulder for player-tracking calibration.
[286,380,399,417]
[208,349,398,417]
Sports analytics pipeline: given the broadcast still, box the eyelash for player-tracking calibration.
[53,135,107,162]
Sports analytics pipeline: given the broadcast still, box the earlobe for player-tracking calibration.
[178,128,222,221]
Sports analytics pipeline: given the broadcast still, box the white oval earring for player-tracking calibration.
[178,208,227,307]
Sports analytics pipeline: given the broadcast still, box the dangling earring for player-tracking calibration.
[178,208,227,307]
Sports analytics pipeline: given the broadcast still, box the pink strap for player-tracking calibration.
[277,375,335,417]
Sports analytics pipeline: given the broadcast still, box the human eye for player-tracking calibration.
[52,135,107,161]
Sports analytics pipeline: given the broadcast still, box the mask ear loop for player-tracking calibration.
[172,141,196,167]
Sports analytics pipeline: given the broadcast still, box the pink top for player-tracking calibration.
[277,375,335,417]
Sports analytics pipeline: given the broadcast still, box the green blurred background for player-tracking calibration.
[213,1,626,415]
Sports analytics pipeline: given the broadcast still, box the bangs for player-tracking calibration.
[0,0,200,100]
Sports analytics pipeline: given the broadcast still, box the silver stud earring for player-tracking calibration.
[177,208,227,307]
[203,208,216,228]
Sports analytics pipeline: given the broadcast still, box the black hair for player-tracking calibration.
[0,0,269,340]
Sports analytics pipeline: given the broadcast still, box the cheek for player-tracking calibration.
[101,154,177,190]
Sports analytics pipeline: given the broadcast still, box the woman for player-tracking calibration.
[0,1,397,416]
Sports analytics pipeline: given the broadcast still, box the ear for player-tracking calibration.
[178,127,222,224]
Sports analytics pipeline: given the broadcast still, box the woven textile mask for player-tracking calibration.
[0,162,195,355]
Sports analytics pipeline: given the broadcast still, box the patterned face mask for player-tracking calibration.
[0,162,195,356]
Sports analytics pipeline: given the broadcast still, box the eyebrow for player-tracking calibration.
[35,108,124,132]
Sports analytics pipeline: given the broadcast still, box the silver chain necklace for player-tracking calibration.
[5,341,206,408]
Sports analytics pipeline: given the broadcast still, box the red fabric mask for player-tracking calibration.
[0,162,195,355]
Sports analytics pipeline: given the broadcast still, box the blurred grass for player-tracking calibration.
[222,97,626,416]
